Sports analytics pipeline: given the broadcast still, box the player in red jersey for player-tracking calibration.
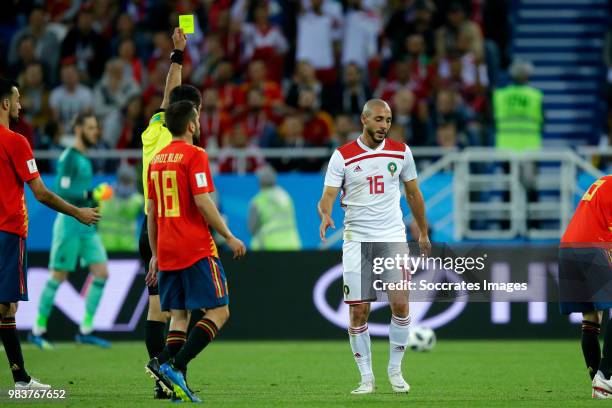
[144,100,246,402]
[558,175,612,398]
[0,77,99,389]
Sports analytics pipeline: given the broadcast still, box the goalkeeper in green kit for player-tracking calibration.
[29,112,113,349]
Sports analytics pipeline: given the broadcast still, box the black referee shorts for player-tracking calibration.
[138,216,158,296]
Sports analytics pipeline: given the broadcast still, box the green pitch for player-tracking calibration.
[0,340,595,407]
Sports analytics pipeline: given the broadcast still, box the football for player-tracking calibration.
[407,326,436,352]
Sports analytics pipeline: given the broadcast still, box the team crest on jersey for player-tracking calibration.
[387,162,397,177]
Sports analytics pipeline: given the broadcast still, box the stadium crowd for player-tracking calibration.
[2,0,512,173]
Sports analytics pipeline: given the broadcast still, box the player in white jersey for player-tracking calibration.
[318,99,430,395]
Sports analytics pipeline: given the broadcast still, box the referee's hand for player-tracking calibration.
[76,207,101,226]
[172,27,187,51]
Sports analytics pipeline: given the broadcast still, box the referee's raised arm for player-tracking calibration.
[161,27,187,110]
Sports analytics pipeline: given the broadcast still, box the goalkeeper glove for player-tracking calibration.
[92,183,114,202]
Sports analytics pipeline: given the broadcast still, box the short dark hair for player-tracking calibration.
[169,85,201,109]
[0,77,17,101]
[166,101,197,136]
[72,111,97,130]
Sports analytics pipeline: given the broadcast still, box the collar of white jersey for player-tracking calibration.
[357,135,386,152]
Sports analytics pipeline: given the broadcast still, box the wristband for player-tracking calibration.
[170,49,184,65]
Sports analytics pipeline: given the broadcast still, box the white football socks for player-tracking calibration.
[388,315,411,372]
[349,324,373,381]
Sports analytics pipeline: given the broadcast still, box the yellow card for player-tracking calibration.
[179,14,195,34]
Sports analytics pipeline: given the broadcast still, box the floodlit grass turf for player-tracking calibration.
[0,340,596,407]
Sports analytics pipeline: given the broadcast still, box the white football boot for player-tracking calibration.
[592,371,612,399]
[351,376,375,394]
[15,377,51,390]
[388,369,410,393]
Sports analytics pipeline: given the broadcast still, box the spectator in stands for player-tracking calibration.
[61,5,109,83]
[404,33,435,102]
[49,64,94,128]
[342,0,382,72]
[91,0,120,39]
[435,1,483,62]
[141,60,166,107]
[191,34,226,88]
[297,88,334,147]
[296,0,342,85]
[241,1,289,82]
[8,6,60,85]
[493,59,543,151]
[46,0,82,23]
[212,60,240,113]
[234,87,276,145]
[336,63,372,118]
[8,36,44,82]
[384,0,418,59]
[117,38,146,86]
[437,25,489,117]
[18,62,51,135]
[285,60,326,112]
[392,89,430,146]
[435,122,461,147]
[432,89,471,146]
[216,7,243,71]
[332,113,359,147]
[263,114,309,172]
[199,88,232,149]
[248,165,302,250]
[102,94,145,151]
[219,122,264,173]
[409,0,436,57]
[265,114,304,146]
[237,59,284,119]
[110,12,151,61]
[385,0,435,59]
[377,60,412,103]
[93,58,140,121]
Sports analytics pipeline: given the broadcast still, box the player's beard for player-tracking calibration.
[192,127,201,145]
[81,133,96,148]
[366,126,386,145]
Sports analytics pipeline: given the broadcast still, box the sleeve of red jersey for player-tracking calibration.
[400,145,417,182]
[11,134,40,183]
[324,150,344,188]
[189,149,215,195]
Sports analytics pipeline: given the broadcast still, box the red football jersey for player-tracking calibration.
[148,140,218,270]
[0,125,40,238]
[561,175,612,245]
